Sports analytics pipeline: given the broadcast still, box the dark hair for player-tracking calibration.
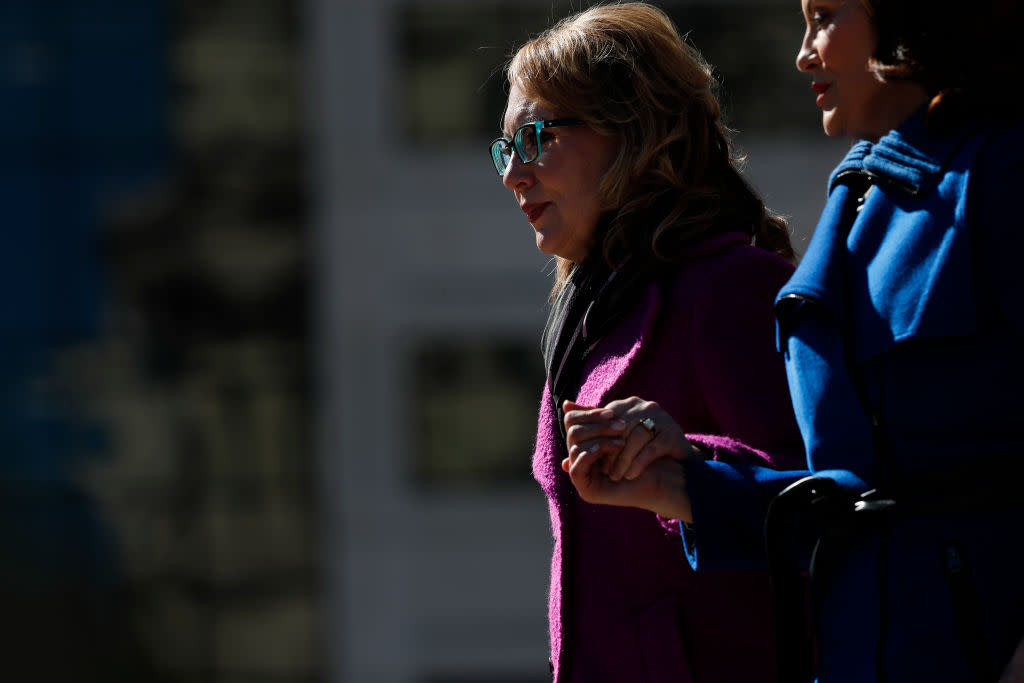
[865,0,1022,128]
[506,2,794,294]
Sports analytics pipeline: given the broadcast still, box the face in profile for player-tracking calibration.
[795,0,892,140]
[500,83,618,264]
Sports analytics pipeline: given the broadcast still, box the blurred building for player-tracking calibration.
[0,1,845,682]
[1,1,312,681]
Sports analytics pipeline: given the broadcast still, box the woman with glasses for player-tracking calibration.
[492,4,804,681]
[559,0,1024,681]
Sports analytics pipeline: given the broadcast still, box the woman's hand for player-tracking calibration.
[563,397,702,481]
[561,397,703,521]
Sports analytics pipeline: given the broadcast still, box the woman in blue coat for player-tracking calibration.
[558,0,1024,680]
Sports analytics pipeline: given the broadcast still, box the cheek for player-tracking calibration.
[581,159,614,212]
[841,73,880,116]
[570,181,606,229]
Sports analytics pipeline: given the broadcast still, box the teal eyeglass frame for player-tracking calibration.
[489,118,585,175]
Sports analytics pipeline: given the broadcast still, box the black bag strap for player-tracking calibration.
[764,476,842,683]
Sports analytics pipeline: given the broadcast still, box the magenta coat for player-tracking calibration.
[532,232,803,683]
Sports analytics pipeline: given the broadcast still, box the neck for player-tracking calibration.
[860,81,930,142]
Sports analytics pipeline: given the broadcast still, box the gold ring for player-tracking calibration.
[639,417,656,437]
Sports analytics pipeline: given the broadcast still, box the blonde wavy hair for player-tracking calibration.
[505,2,794,291]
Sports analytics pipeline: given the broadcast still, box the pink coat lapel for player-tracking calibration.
[575,280,664,408]
[532,281,663,500]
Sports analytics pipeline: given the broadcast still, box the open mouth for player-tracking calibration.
[812,82,831,106]
[523,203,549,222]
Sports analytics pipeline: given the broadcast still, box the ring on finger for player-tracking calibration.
[638,417,657,438]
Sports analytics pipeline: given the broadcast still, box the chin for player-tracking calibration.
[822,114,844,138]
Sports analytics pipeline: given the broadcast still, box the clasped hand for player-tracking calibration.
[561,396,701,523]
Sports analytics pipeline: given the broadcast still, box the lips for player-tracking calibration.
[812,81,831,106]
[521,202,549,222]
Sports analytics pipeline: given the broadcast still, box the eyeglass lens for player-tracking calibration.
[491,122,541,175]
[491,141,512,175]
[514,123,540,163]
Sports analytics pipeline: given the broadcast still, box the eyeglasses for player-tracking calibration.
[489,118,585,175]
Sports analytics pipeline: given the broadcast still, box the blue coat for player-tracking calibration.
[681,110,1024,681]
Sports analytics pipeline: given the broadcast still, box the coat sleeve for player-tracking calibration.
[673,246,812,569]
[689,246,804,462]
[675,245,882,571]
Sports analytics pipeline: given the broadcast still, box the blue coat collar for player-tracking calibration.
[828,108,980,197]
[778,110,989,362]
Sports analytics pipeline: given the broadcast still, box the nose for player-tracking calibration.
[795,28,818,73]
[502,151,533,192]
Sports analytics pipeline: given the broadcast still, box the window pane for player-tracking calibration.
[397,1,820,146]
[411,338,543,488]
